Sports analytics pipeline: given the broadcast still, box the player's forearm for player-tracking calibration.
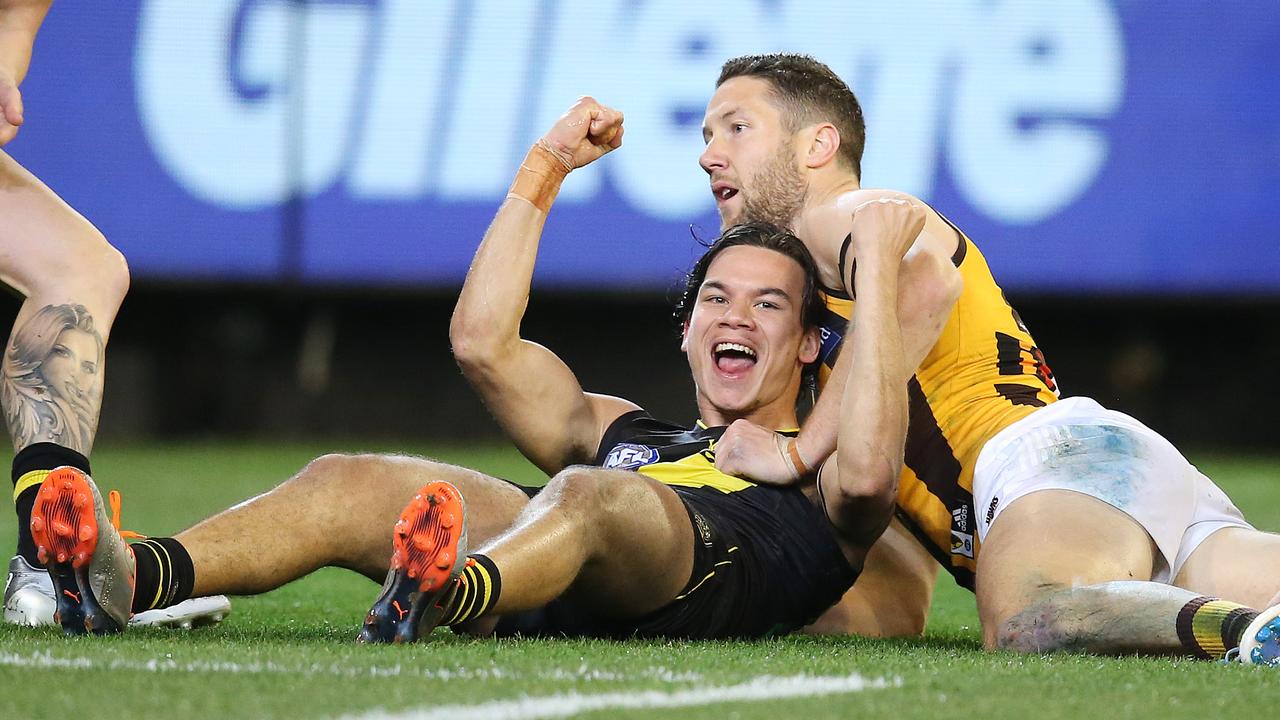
[835,255,909,545]
[450,145,569,368]
[796,255,954,475]
[0,0,50,84]
[792,336,849,471]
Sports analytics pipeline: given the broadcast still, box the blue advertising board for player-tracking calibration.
[9,1,1280,292]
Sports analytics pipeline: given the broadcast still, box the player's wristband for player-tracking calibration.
[787,438,812,477]
[508,141,572,214]
[777,435,812,480]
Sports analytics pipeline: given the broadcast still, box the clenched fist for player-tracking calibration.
[0,72,24,146]
[714,419,811,485]
[849,194,927,263]
[540,96,624,170]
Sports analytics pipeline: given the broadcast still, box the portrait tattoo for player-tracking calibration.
[1,304,104,453]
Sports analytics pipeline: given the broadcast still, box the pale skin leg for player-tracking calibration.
[178,453,532,597]
[0,150,129,457]
[807,452,937,638]
[978,490,1280,655]
[804,516,937,637]
[475,466,695,618]
[1174,527,1280,609]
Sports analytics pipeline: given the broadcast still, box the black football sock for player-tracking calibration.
[441,554,502,626]
[11,443,91,566]
[130,537,196,612]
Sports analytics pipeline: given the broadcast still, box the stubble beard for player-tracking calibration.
[734,143,809,230]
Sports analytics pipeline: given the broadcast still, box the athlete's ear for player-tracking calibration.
[679,321,690,353]
[804,122,841,170]
[798,326,820,364]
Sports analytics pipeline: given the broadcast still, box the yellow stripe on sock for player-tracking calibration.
[135,541,166,611]
[153,540,174,610]
[446,564,498,626]
[454,568,476,624]
[1191,599,1248,659]
[13,470,50,502]
[444,567,474,626]
[473,563,493,615]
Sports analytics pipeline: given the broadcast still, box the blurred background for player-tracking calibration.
[4,0,1278,451]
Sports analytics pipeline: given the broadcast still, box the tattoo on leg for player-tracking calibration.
[2,304,104,453]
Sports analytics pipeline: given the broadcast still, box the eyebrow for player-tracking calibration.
[701,108,743,141]
[701,280,793,302]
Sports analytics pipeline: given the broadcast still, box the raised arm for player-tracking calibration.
[450,97,637,475]
[822,197,925,549]
[788,209,961,468]
[0,0,52,145]
[715,191,960,483]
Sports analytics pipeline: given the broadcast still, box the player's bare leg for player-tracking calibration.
[1174,527,1280,664]
[359,466,695,642]
[804,516,937,637]
[476,467,695,616]
[0,150,131,630]
[978,490,1273,661]
[977,490,1158,650]
[1173,527,1280,608]
[0,151,127,457]
[175,453,532,596]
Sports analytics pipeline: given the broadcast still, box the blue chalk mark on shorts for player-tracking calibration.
[1024,424,1149,511]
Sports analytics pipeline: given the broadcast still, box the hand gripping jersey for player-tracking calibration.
[597,412,759,493]
[816,216,1058,589]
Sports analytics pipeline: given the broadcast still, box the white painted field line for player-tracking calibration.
[0,651,699,683]
[345,672,900,720]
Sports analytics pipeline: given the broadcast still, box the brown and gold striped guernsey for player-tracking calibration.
[814,214,1058,589]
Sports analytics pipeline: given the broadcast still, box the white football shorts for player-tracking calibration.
[973,396,1251,583]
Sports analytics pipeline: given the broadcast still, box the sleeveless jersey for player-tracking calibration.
[564,411,857,639]
[815,217,1058,589]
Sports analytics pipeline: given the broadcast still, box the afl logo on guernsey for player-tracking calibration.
[603,443,659,470]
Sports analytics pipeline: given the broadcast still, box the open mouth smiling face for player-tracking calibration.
[711,339,757,380]
[682,244,818,422]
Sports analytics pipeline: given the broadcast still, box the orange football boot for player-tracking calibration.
[29,467,135,634]
[358,481,467,643]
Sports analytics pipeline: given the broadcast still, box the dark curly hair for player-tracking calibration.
[674,222,825,397]
[675,222,823,328]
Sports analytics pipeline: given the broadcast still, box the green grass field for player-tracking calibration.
[2,443,1278,719]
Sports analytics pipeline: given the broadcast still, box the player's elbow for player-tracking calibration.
[831,473,891,508]
[825,450,900,549]
[449,315,505,375]
[834,444,901,508]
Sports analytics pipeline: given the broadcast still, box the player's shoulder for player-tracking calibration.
[592,408,710,466]
[836,188,944,234]
[599,408,698,444]
[839,188,948,225]
[838,187,925,207]
[842,188,960,260]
